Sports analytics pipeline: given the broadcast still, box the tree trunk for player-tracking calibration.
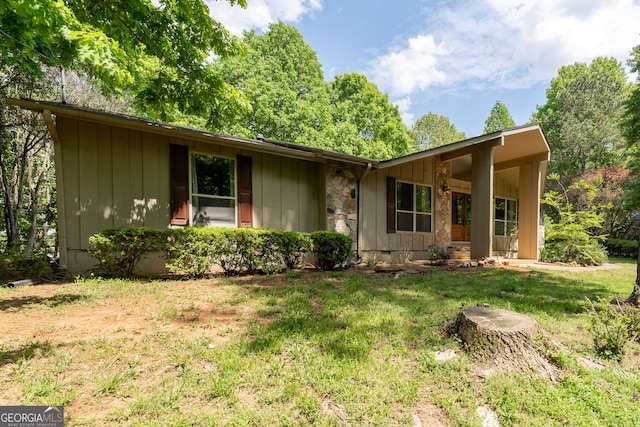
[453,306,558,380]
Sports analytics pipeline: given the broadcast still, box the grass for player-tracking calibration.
[0,258,638,426]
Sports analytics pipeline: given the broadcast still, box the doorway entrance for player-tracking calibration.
[452,192,471,241]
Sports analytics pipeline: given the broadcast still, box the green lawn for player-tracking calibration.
[0,259,638,426]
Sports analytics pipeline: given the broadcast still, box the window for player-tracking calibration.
[191,154,236,227]
[396,181,432,232]
[494,197,517,236]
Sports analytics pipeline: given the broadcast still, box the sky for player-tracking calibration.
[206,0,640,137]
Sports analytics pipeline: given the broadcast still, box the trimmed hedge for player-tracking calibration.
[88,227,339,278]
[310,230,353,270]
[88,227,168,277]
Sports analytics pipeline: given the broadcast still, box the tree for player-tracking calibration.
[533,57,630,175]
[328,73,417,159]
[483,100,516,134]
[218,22,333,146]
[0,68,56,253]
[541,174,608,266]
[0,0,250,128]
[411,113,466,150]
[621,44,640,214]
[218,24,415,160]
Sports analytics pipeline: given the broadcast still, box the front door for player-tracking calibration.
[452,192,471,241]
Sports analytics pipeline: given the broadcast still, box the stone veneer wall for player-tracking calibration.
[434,158,451,249]
[326,162,358,244]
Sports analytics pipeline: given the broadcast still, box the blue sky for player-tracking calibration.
[207,0,640,137]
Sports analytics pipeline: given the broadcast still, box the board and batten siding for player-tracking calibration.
[58,117,171,254]
[57,117,323,272]
[360,157,435,256]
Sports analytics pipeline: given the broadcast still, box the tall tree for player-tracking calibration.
[621,43,640,212]
[0,68,56,252]
[411,113,466,150]
[218,22,333,146]
[218,24,415,160]
[0,0,249,128]
[483,100,516,133]
[533,57,630,175]
[328,73,416,159]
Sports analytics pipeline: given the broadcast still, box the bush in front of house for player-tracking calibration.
[88,227,168,277]
[310,230,352,271]
[165,227,222,278]
[91,227,315,278]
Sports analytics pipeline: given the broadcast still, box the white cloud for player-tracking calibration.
[393,97,414,125]
[369,35,449,96]
[369,0,640,96]
[205,0,322,35]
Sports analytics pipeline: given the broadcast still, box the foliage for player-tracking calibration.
[164,227,313,277]
[0,0,250,129]
[533,57,630,175]
[585,297,640,360]
[165,227,221,278]
[621,43,640,147]
[310,231,352,270]
[218,23,331,144]
[411,113,466,150]
[88,227,167,277]
[621,44,640,213]
[604,238,638,257]
[483,100,516,134]
[428,244,450,261]
[218,24,415,160]
[541,175,608,266]
[0,252,53,282]
[0,67,57,253]
[329,73,417,159]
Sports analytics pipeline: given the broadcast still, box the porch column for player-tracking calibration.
[470,147,494,259]
[518,161,543,259]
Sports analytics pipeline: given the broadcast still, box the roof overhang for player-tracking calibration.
[7,98,380,168]
[379,124,549,171]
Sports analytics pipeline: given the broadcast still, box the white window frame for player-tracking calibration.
[190,152,237,227]
[396,180,433,233]
[494,197,518,236]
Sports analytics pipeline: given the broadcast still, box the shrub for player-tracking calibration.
[88,227,167,277]
[165,228,310,276]
[310,231,352,271]
[541,175,608,266]
[165,227,222,278]
[0,252,53,282]
[585,297,640,361]
[604,238,638,257]
[428,244,450,261]
[274,230,313,270]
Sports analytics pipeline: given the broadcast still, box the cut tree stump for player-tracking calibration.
[453,305,558,380]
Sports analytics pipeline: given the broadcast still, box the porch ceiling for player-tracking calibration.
[451,126,549,182]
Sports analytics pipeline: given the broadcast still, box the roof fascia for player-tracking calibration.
[8,98,378,167]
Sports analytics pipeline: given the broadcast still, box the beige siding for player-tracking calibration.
[361,157,435,259]
[59,120,173,251]
[254,153,321,232]
[494,172,518,199]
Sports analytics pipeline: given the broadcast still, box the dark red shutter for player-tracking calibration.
[386,176,396,233]
[170,144,189,226]
[237,155,253,228]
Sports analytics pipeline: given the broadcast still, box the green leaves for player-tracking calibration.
[0,0,250,128]
[483,100,516,134]
[411,112,466,150]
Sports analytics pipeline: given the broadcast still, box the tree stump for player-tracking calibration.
[453,306,558,380]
